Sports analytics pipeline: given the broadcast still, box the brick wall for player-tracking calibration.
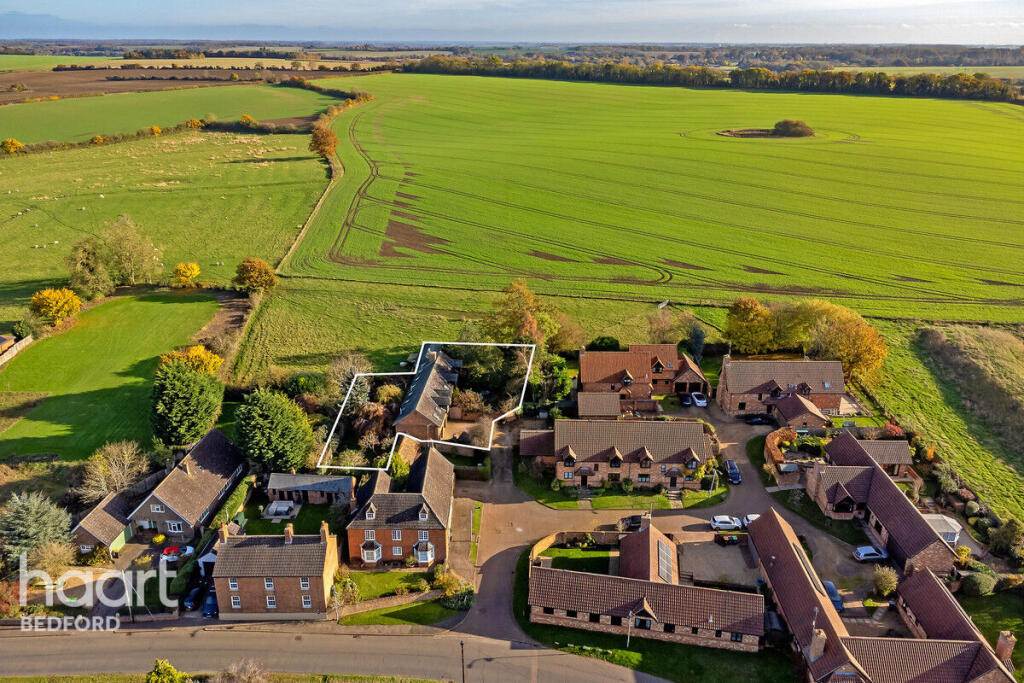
[718,389,841,416]
[346,527,447,567]
[129,495,196,539]
[529,606,758,652]
[906,541,955,576]
[393,412,443,441]
[215,574,328,619]
[555,460,696,489]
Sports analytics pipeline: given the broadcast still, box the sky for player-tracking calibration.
[1,0,1022,43]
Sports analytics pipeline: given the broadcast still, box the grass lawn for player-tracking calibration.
[539,546,612,574]
[470,501,482,564]
[0,293,219,460]
[0,55,111,71]
[347,570,432,600]
[215,400,240,441]
[242,492,336,536]
[513,548,795,683]
[958,592,1024,681]
[744,435,774,487]
[590,490,671,510]
[769,490,866,547]
[513,462,578,509]
[682,484,729,508]
[338,598,457,626]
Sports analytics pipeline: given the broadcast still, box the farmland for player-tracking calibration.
[838,65,1024,81]
[0,83,338,143]
[0,129,327,328]
[0,293,219,461]
[281,73,1024,324]
[0,55,111,71]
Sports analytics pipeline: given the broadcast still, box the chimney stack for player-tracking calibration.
[808,628,827,662]
[183,459,192,477]
[289,467,296,475]
[218,522,229,544]
[996,631,1017,663]
[320,520,330,544]
[284,523,294,545]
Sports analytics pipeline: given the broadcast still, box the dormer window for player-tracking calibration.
[419,512,428,521]
[610,459,621,469]
[623,376,633,386]
[366,504,376,521]
[640,459,652,469]
[824,381,831,389]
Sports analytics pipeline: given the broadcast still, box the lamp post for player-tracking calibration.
[460,640,466,683]
[626,606,641,648]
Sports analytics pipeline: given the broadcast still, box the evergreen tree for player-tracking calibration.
[0,492,71,569]
[150,359,223,446]
[236,389,313,471]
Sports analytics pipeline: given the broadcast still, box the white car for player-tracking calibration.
[710,515,742,531]
[742,514,761,528]
[852,546,889,562]
[691,392,708,407]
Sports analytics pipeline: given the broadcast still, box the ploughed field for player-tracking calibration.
[281,73,1024,323]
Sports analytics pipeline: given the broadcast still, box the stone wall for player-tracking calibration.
[0,335,32,368]
[339,589,441,617]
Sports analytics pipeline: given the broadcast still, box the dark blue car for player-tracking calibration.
[822,581,845,612]
[202,592,219,618]
[725,459,742,484]
[182,586,202,611]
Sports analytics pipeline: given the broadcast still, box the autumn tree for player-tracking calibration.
[79,441,149,503]
[232,257,278,293]
[28,541,74,580]
[240,114,258,128]
[172,262,200,288]
[29,287,81,325]
[483,279,558,345]
[647,307,697,345]
[1,138,24,154]
[546,311,584,353]
[309,125,338,158]
[102,215,162,285]
[185,119,204,129]
[90,135,105,145]
[804,302,888,381]
[149,126,161,136]
[66,237,115,300]
[724,297,775,353]
[160,345,223,375]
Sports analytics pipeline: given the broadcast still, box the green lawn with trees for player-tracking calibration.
[0,293,219,460]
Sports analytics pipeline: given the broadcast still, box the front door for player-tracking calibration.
[581,475,588,487]
[670,477,677,488]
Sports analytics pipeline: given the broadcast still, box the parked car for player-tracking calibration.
[182,586,203,611]
[710,515,742,531]
[852,546,889,562]
[691,392,708,407]
[678,393,694,407]
[745,415,770,425]
[620,515,644,532]
[161,545,194,562]
[725,459,742,484]
[822,581,845,612]
[742,514,761,528]
[202,592,219,618]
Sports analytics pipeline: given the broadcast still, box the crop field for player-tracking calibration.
[0,55,111,71]
[276,73,1024,324]
[839,65,1024,81]
[0,293,219,461]
[98,57,355,70]
[0,130,327,328]
[0,84,338,143]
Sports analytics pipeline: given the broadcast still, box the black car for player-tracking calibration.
[745,415,769,425]
[678,393,693,407]
[202,592,219,618]
[182,586,203,611]
[621,515,644,531]
[725,459,742,484]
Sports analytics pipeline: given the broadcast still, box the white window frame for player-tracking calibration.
[150,503,164,513]
[563,472,573,480]
[392,546,402,556]
[228,578,238,591]
[266,595,276,609]
[365,530,375,540]
[79,545,94,554]
[264,578,274,591]
[392,529,402,541]
[299,577,310,590]
[366,510,375,520]
[302,595,312,609]
[230,595,241,609]
[418,530,429,542]
[418,512,428,521]
[166,521,183,534]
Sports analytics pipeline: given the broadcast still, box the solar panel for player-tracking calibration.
[657,539,674,583]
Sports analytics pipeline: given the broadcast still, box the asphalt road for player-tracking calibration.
[0,625,661,682]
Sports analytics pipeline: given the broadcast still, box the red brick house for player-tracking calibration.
[578,348,655,412]
[858,440,914,480]
[749,509,1013,683]
[716,356,844,416]
[345,441,454,567]
[72,492,132,559]
[212,521,339,621]
[392,347,460,441]
[806,432,954,576]
[127,429,244,541]
[772,393,832,429]
[627,344,709,395]
[551,419,714,490]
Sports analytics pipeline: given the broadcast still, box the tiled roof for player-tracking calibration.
[266,473,354,497]
[897,570,982,643]
[859,440,914,466]
[627,344,682,378]
[212,534,330,577]
[747,508,856,681]
[74,492,131,546]
[618,524,677,584]
[579,349,652,385]
[138,429,242,526]
[819,466,875,503]
[348,444,454,530]
[773,393,830,426]
[576,392,622,417]
[528,566,763,636]
[519,429,555,457]
[840,636,989,683]
[722,358,844,394]
[553,419,713,466]
[394,347,458,428]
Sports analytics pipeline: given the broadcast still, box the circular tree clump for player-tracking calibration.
[773,119,814,137]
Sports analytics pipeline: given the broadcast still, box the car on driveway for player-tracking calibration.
[678,393,693,407]
[182,586,203,611]
[620,515,644,531]
[725,459,742,484]
[745,415,770,425]
[161,545,194,562]
[742,514,761,528]
[852,545,889,562]
[822,581,845,612]
[691,392,708,407]
[710,515,742,531]
[202,592,219,618]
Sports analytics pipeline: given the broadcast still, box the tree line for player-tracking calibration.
[402,56,1021,102]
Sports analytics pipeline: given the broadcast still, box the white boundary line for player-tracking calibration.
[316,341,536,473]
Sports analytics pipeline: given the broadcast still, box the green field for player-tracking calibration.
[0,130,326,329]
[0,293,219,460]
[274,73,1024,324]
[0,84,338,143]
[839,65,1024,81]
[958,593,1024,681]
[0,55,111,71]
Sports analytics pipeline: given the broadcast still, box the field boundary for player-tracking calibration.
[276,155,341,271]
